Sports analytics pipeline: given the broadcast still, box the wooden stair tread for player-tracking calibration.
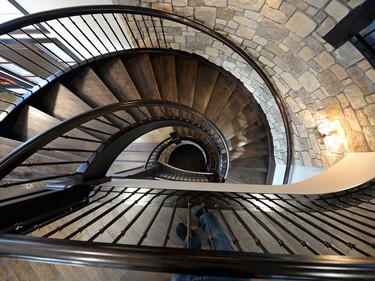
[193,66,219,114]
[93,57,142,101]
[204,74,237,121]
[151,55,178,102]
[176,58,198,108]
[123,54,161,100]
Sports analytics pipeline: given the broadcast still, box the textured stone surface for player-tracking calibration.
[286,11,317,37]
[257,18,288,43]
[333,42,363,68]
[317,70,344,96]
[325,0,350,21]
[344,83,368,110]
[299,71,320,93]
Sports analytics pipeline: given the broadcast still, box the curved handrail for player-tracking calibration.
[0,100,230,184]
[0,5,292,183]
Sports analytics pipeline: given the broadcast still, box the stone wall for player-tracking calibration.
[116,0,375,169]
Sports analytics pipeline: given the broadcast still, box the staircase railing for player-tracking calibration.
[0,100,230,186]
[0,178,374,279]
[152,162,215,182]
[0,5,292,183]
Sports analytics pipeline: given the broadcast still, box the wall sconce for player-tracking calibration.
[317,120,343,148]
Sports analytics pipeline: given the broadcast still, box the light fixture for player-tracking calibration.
[317,120,343,148]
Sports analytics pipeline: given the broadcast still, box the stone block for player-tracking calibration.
[306,6,318,17]
[261,5,288,23]
[366,94,375,104]
[336,93,349,109]
[330,64,348,80]
[236,25,256,39]
[357,111,370,126]
[286,96,302,112]
[325,0,350,22]
[266,42,285,57]
[298,109,316,128]
[304,0,330,9]
[233,16,259,28]
[218,8,235,20]
[333,42,363,68]
[257,18,288,43]
[253,35,268,46]
[347,131,370,152]
[280,2,296,17]
[344,107,361,132]
[173,0,188,6]
[298,46,315,61]
[283,37,301,52]
[363,126,375,150]
[321,97,343,120]
[286,11,317,37]
[151,3,173,12]
[364,104,375,125]
[305,36,323,53]
[348,66,374,96]
[281,72,302,91]
[229,0,265,11]
[316,17,335,36]
[204,0,227,7]
[314,51,335,69]
[299,70,320,93]
[267,0,282,9]
[194,6,217,27]
[283,51,309,75]
[317,69,344,96]
[273,57,290,71]
[344,83,367,110]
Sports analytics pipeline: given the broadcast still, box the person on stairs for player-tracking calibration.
[172,205,251,281]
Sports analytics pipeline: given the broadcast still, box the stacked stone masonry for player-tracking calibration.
[116,0,375,169]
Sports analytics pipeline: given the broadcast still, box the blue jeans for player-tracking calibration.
[172,212,251,281]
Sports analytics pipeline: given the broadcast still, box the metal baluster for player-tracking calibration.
[213,201,242,251]
[151,17,161,49]
[68,17,102,57]
[138,192,178,246]
[19,160,88,167]
[163,196,182,247]
[311,201,375,239]
[32,24,76,68]
[318,199,375,229]
[141,15,154,48]
[219,197,268,253]
[19,29,65,71]
[67,188,145,241]
[112,190,166,244]
[160,18,168,48]
[60,135,103,144]
[56,18,94,59]
[131,14,146,47]
[78,125,113,136]
[45,21,87,63]
[112,13,132,49]
[277,196,372,257]
[79,15,108,55]
[230,193,294,254]
[247,194,322,255]
[201,201,217,250]
[102,14,124,51]
[2,34,57,78]
[295,200,375,249]
[122,14,140,48]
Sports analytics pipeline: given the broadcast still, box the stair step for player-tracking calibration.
[226,169,267,184]
[193,66,219,114]
[204,74,237,121]
[93,57,142,101]
[65,67,133,127]
[214,87,248,128]
[123,54,161,100]
[151,55,178,102]
[220,104,259,139]
[230,155,269,168]
[176,58,198,108]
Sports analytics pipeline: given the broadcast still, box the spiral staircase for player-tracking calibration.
[0,6,374,280]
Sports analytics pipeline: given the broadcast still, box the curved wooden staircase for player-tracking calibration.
[0,50,274,184]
